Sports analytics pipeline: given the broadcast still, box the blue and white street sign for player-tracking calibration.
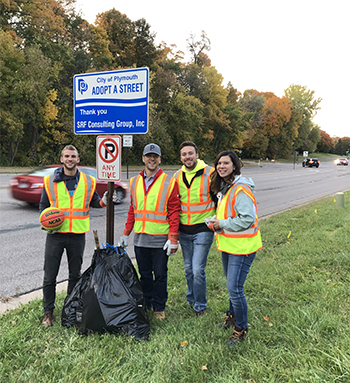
[74,67,149,135]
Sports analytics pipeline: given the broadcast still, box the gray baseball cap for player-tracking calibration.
[143,143,161,156]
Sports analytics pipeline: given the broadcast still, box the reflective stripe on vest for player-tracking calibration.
[130,173,175,235]
[216,183,262,255]
[44,172,96,233]
[174,166,216,225]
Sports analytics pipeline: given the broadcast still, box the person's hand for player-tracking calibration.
[41,227,59,234]
[119,229,131,248]
[102,191,108,205]
[207,219,220,232]
[163,233,180,256]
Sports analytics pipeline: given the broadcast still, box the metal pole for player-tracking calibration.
[127,147,129,179]
[106,181,114,244]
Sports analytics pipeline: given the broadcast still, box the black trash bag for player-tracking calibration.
[61,245,150,341]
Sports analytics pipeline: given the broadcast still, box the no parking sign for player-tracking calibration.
[96,136,121,181]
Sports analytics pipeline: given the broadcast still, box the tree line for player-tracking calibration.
[1,0,349,167]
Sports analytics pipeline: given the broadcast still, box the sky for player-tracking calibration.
[75,0,349,138]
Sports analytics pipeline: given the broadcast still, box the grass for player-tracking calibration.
[1,192,349,383]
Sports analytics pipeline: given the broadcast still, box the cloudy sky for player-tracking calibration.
[75,0,349,138]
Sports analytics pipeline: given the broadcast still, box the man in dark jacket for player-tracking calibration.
[39,145,107,327]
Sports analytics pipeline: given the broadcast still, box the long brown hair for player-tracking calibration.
[210,151,243,194]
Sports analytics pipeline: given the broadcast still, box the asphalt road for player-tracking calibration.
[0,160,349,299]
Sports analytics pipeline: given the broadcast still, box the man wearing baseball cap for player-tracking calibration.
[119,143,180,320]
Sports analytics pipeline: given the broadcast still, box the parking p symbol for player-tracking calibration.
[104,143,115,159]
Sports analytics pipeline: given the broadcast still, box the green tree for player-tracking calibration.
[269,106,302,158]
[334,137,350,155]
[222,103,248,151]
[284,85,322,152]
[0,31,58,165]
[227,82,240,105]
[95,9,135,68]
[165,91,204,159]
[0,30,25,165]
[134,18,159,69]
[151,67,180,114]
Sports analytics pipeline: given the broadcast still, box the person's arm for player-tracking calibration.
[167,181,180,233]
[220,192,255,231]
[124,192,135,232]
[39,187,50,213]
[89,189,105,208]
[208,191,255,232]
[163,182,181,255]
[119,186,135,247]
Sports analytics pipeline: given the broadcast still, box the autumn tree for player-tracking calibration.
[316,130,334,153]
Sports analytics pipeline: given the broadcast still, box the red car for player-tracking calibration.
[335,158,349,166]
[9,166,128,205]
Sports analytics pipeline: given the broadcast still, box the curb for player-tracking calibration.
[0,281,68,315]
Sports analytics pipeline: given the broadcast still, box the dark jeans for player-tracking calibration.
[134,246,169,312]
[43,233,85,313]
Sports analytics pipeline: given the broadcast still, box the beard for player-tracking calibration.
[63,162,77,172]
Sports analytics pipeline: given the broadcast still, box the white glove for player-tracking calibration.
[119,229,131,248]
[163,240,179,256]
[119,235,128,247]
[163,233,180,256]
[102,191,108,205]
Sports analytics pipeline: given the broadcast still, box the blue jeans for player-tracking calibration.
[134,246,168,312]
[180,231,214,312]
[222,251,256,330]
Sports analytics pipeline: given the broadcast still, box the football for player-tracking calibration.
[40,207,65,231]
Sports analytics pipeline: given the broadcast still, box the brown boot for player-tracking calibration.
[195,308,206,317]
[227,325,248,347]
[154,311,165,320]
[42,312,53,327]
[219,310,235,329]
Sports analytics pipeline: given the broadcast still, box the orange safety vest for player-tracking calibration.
[174,166,216,225]
[216,183,262,255]
[43,172,96,233]
[130,172,175,235]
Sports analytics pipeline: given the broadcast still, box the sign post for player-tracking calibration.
[96,136,121,245]
[123,135,133,179]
